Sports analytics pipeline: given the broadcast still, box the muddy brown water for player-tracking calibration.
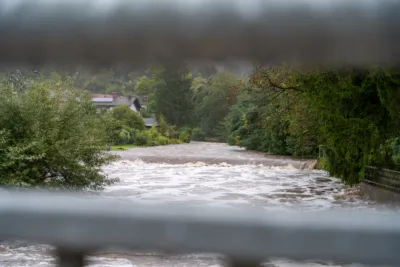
[0,142,391,267]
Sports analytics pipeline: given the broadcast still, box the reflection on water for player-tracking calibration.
[0,159,389,267]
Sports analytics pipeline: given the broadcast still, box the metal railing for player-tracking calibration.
[365,166,400,193]
[0,191,400,267]
[1,0,400,66]
[1,1,400,266]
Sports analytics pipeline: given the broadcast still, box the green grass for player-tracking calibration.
[110,144,137,151]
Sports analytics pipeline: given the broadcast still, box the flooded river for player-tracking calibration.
[0,143,389,267]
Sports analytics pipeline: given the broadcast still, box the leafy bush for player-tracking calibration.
[108,109,181,147]
[158,115,169,136]
[170,138,183,144]
[391,138,400,166]
[179,127,192,135]
[191,127,206,141]
[156,135,170,145]
[102,115,124,145]
[227,135,238,146]
[133,129,181,147]
[394,154,400,168]
[148,126,159,139]
[316,157,329,170]
[117,127,132,145]
[0,80,118,189]
[179,130,191,143]
[109,105,145,130]
[133,130,150,146]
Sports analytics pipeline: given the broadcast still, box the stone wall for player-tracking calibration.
[362,167,400,204]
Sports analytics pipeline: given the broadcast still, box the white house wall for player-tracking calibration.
[130,104,139,113]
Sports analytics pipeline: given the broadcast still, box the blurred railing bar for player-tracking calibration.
[0,0,400,66]
[0,192,400,266]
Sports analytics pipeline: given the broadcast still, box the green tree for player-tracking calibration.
[236,65,400,184]
[109,105,145,130]
[192,71,242,137]
[134,76,159,95]
[84,68,114,93]
[152,64,195,127]
[223,66,319,156]
[0,78,118,189]
[298,67,400,184]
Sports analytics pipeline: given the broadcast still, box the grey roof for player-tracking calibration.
[91,95,142,109]
[92,97,113,103]
[113,96,131,105]
[143,118,159,127]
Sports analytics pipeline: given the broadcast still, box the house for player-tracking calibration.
[91,93,142,113]
[143,118,159,129]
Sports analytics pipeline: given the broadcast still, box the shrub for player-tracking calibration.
[109,105,145,130]
[390,138,400,167]
[0,80,118,189]
[158,115,168,136]
[148,126,159,139]
[227,135,238,146]
[179,127,192,135]
[133,130,150,146]
[156,135,170,145]
[117,127,132,145]
[179,131,191,143]
[170,138,183,144]
[191,127,206,141]
[133,128,182,147]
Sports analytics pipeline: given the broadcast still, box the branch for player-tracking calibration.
[262,72,304,92]
[255,89,286,105]
[269,90,286,102]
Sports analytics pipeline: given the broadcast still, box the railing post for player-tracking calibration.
[1,0,400,66]
[56,248,86,267]
[2,192,400,266]
[226,258,264,267]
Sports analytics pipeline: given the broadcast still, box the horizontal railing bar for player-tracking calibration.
[363,179,400,193]
[0,191,399,266]
[0,0,400,66]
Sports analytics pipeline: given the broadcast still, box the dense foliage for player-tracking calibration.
[220,66,400,184]
[0,75,118,189]
[1,63,399,187]
[298,68,400,183]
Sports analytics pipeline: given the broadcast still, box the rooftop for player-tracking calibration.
[92,97,113,103]
[143,118,159,127]
[90,94,142,109]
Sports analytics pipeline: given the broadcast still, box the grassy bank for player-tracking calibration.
[110,145,137,151]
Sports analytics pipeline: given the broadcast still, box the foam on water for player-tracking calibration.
[101,160,365,211]
[0,159,386,267]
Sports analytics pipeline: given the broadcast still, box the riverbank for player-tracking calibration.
[110,144,137,151]
[112,142,317,169]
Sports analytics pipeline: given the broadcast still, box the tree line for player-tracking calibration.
[130,63,400,185]
[0,63,399,189]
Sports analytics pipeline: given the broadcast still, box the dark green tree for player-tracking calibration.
[0,77,118,189]
[152,64,194,127]
[299,67,400,184]
[192,71,242,137]
[109,105,145,130]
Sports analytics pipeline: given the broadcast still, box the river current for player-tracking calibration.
[0,143,389,267]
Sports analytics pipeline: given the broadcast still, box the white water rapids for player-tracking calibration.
[0,143,391,267]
